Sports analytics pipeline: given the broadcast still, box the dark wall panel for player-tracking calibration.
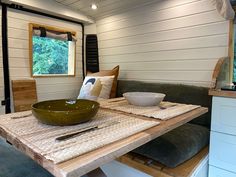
[86,35,99,73]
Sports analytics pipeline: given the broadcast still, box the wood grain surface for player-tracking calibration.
[209,89,236,98]
[0,107,207,177]
[11,79,37,112]
[118,146,208,177]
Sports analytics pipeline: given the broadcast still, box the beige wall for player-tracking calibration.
[96,0,229,87]
[85,24,97,35]
[7,8,83,110]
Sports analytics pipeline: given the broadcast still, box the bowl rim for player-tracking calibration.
[123,92,166,97]
[31,99,100,113]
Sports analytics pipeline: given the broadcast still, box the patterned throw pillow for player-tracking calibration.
[78,76,115,100]
[87,65,119,98]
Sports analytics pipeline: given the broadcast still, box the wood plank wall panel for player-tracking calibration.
[96,0,229,87]
[7,9,83,111]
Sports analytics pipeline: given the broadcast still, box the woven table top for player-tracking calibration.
[99,98,200,120]
[0,109,159,164]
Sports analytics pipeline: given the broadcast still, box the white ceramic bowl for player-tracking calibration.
[123,92,166,107]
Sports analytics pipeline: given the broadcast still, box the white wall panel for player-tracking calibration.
[99,21,228,48]
[96,0,200,24]
[99,35,227,56]
[97,0,214,34]
[7,14,82,39]
[119,71,212,82]
[8,38,28,49]
[100,59,218,71]
[7,9,83,109]
[100,47,227,64]
[98,11,224,40]
[96,0,229,87]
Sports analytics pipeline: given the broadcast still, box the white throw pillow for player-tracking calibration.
[78,75,114,100]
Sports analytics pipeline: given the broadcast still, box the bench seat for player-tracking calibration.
[133,123,209,168]
[116,80,211,171]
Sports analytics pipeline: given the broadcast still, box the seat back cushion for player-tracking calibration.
[116,80,212,128]
[88,65,119,98]
[133,123,210,168]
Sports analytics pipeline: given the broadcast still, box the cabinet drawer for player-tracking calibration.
[211,96,236,135]
[209,166,236,177]
[209,132,236,173]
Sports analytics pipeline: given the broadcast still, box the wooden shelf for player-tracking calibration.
[209,89,236,98]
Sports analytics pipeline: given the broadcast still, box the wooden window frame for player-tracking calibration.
[29,23,77,77]
[229,20,234,82]
[229,6,236,82]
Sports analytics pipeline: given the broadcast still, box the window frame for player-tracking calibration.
[229,20,234,82]
[29,23,77,77]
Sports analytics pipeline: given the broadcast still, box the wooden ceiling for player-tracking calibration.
[54,0,158,20]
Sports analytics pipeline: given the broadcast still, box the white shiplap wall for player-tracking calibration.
[96,0,229,87]
[7,9,83,108]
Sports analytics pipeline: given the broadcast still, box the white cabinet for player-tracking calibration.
[211,97,236,135]
[209,166,236,177]
[209,96,236,177]
[209,132,236,173]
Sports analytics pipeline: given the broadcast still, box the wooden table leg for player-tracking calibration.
[86,168,107,177]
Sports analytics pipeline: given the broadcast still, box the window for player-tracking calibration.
[29,23,76,77]
[230,19,236,82]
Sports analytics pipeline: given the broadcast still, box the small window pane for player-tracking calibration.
[29,23,76,77]
[32,36,74,76]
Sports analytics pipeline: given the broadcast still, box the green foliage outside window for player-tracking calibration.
[33,36,69,75]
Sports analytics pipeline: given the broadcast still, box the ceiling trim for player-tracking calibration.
[3,0,95,24]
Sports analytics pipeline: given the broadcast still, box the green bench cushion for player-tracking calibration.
[0,138,53,177]
[133,123,210,168]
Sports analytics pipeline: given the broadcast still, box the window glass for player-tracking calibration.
[233,23,236,82]
[29,23,76,77]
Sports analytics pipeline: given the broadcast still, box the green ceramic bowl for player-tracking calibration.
[32,99,99,126]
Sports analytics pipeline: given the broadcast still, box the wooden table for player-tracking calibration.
[0,105,207,177]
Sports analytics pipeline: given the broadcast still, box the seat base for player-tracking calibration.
[117,146,208,177]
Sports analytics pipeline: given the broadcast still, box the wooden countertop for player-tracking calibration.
[209,89,236,98]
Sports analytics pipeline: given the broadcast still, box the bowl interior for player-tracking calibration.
[32,99,100,126]
[32,99,99,112]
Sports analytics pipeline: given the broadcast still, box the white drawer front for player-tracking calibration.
[209,166,236,177]
[211,96,236,135]
[209,132,236,173]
